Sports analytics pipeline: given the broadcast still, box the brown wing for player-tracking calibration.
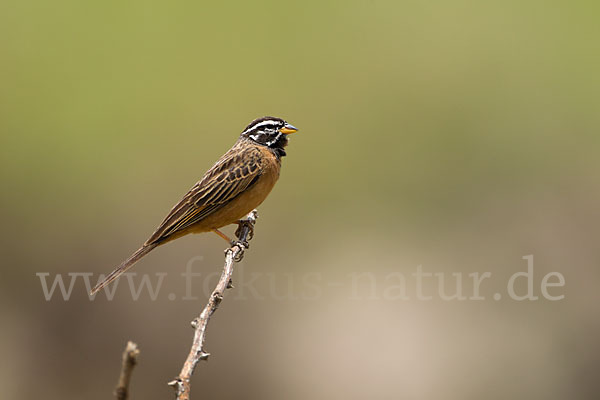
[145,144,264,244]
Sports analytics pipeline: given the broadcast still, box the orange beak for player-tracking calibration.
[279,123,298,134]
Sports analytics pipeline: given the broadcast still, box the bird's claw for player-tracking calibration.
[233,243,248,262]
[226,239,249,261]
[232,239,249,249]
[235,219,255,241]
[234,252,244,262]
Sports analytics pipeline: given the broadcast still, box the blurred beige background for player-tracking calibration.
[1,0,599,399]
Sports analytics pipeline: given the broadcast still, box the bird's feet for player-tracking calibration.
[235,218,255,242]
[231,241,249,262]
[234,239,250,248]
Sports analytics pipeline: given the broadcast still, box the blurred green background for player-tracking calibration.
[1,0,599,399]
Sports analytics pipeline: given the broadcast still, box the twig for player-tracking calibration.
[115,341,140,400]
[168,210,258,400]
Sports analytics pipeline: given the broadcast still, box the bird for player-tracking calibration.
[90,116,298,295]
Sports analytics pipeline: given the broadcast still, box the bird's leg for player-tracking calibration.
[212,229,234,246]
[231,220,252,262]
[235,219,254,242]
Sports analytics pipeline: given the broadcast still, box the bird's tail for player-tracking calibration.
[90,243,158,295]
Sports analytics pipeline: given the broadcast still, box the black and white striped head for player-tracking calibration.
[240,116,298,157]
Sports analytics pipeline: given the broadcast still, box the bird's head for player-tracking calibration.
[240,116,298,157]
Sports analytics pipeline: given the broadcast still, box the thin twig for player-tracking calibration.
[115,341,140,400]
[168,210,258,400]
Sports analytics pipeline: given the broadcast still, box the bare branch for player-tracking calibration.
[115,341,140,400]
[168,210,258,400]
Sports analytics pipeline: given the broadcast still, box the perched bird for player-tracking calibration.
[90,116,298,295]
